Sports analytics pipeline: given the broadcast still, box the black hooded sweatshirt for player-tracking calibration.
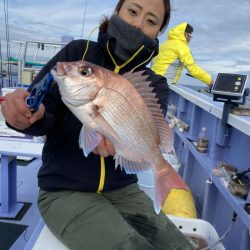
[21,30,169,192]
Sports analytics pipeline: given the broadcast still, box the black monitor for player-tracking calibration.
[212,73,248,99]
[211,73,249,126]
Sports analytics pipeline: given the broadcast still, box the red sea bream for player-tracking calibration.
[51,61,188,213]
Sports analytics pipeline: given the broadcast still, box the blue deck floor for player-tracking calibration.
[0,158,42,250]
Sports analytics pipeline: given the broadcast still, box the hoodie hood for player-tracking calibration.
[97,15,159,71]
[107,14,158,62]
[168,22,188,43]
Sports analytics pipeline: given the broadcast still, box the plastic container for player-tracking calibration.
[137,170,154,188]
[33,225,69,250]
[33,216,224,250]
[137,153,180,189]
[168,215,225,250]
[163,153,181,172]
[137,170,154,200]
[137,153,181,200]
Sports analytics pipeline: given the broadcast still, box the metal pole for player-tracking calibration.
[80,0,88,39]
[0,39,4,92]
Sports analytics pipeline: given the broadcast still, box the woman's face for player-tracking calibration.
[118,0,165,39]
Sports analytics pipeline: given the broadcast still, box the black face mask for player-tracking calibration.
[107,14,157,62]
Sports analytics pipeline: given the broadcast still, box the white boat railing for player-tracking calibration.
[1,36,74,88]
[14,40,67,86]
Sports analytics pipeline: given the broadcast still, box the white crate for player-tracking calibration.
[168,215,225,250]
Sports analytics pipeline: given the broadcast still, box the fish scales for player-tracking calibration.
[96,81,158,158]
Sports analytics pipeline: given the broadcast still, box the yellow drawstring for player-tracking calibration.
[106,40,145,73]
[82,29,155,193]
[82,26,99,61]
[131,50,155,72]
[97,156,105,193]
[80,26,106,194]
[97,40,144,193]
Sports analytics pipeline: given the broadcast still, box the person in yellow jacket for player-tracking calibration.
[152,22,213,86]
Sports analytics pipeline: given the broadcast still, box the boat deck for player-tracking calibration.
[168,83,250,250]
[0,136,43,250]
[1,82,249,249]
[0,158,42,250]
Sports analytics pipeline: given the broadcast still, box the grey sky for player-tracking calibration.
[1,0,250,84]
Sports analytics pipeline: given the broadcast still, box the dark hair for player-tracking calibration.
[99,0,171,33]
[185,24,193,34]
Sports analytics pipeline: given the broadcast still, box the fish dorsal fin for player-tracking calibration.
[122,71,157,102]
[123,71,173,153]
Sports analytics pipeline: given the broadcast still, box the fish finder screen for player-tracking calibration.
[213,73,247,95]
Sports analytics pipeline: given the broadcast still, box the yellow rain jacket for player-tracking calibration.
[152,22,212,85]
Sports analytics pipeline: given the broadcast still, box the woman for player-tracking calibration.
[1,0,193,249]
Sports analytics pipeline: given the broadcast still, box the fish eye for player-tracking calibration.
[80,66,93,76]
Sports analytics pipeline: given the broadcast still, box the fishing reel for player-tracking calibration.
[229,167,250,199]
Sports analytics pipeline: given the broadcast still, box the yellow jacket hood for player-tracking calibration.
[168,22,188,43]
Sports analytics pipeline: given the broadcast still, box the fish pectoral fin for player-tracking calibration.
[153,167,188,214]
[93,112,123,146]
[114,154,151,173]
[79,125,103,157]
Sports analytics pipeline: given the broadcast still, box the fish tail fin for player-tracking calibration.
[153,163,188,214]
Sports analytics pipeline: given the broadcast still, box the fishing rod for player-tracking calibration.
[3,0,12,87]
[80,0,88,39]
[185,73,194,78]
[0,39,3,93]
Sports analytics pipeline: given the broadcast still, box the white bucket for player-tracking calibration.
[137,170,154,200]
[168,215,225,250]
[137,153,181,200]
[163,153,181,172]
[137,153,180,189]
[137,169,154,188]
[33,224,69,250]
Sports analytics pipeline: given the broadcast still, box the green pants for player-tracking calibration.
[38,184,194,250]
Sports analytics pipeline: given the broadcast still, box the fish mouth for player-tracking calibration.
[50,67,88,107]
[50,68,66,83]
[55,62,67,76]
[50,62,67,81]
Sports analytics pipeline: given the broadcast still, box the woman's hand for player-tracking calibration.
[1,88,45,130]
[92,138,116,157]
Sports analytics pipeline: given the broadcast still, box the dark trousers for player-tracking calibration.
[38,183,194,250]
